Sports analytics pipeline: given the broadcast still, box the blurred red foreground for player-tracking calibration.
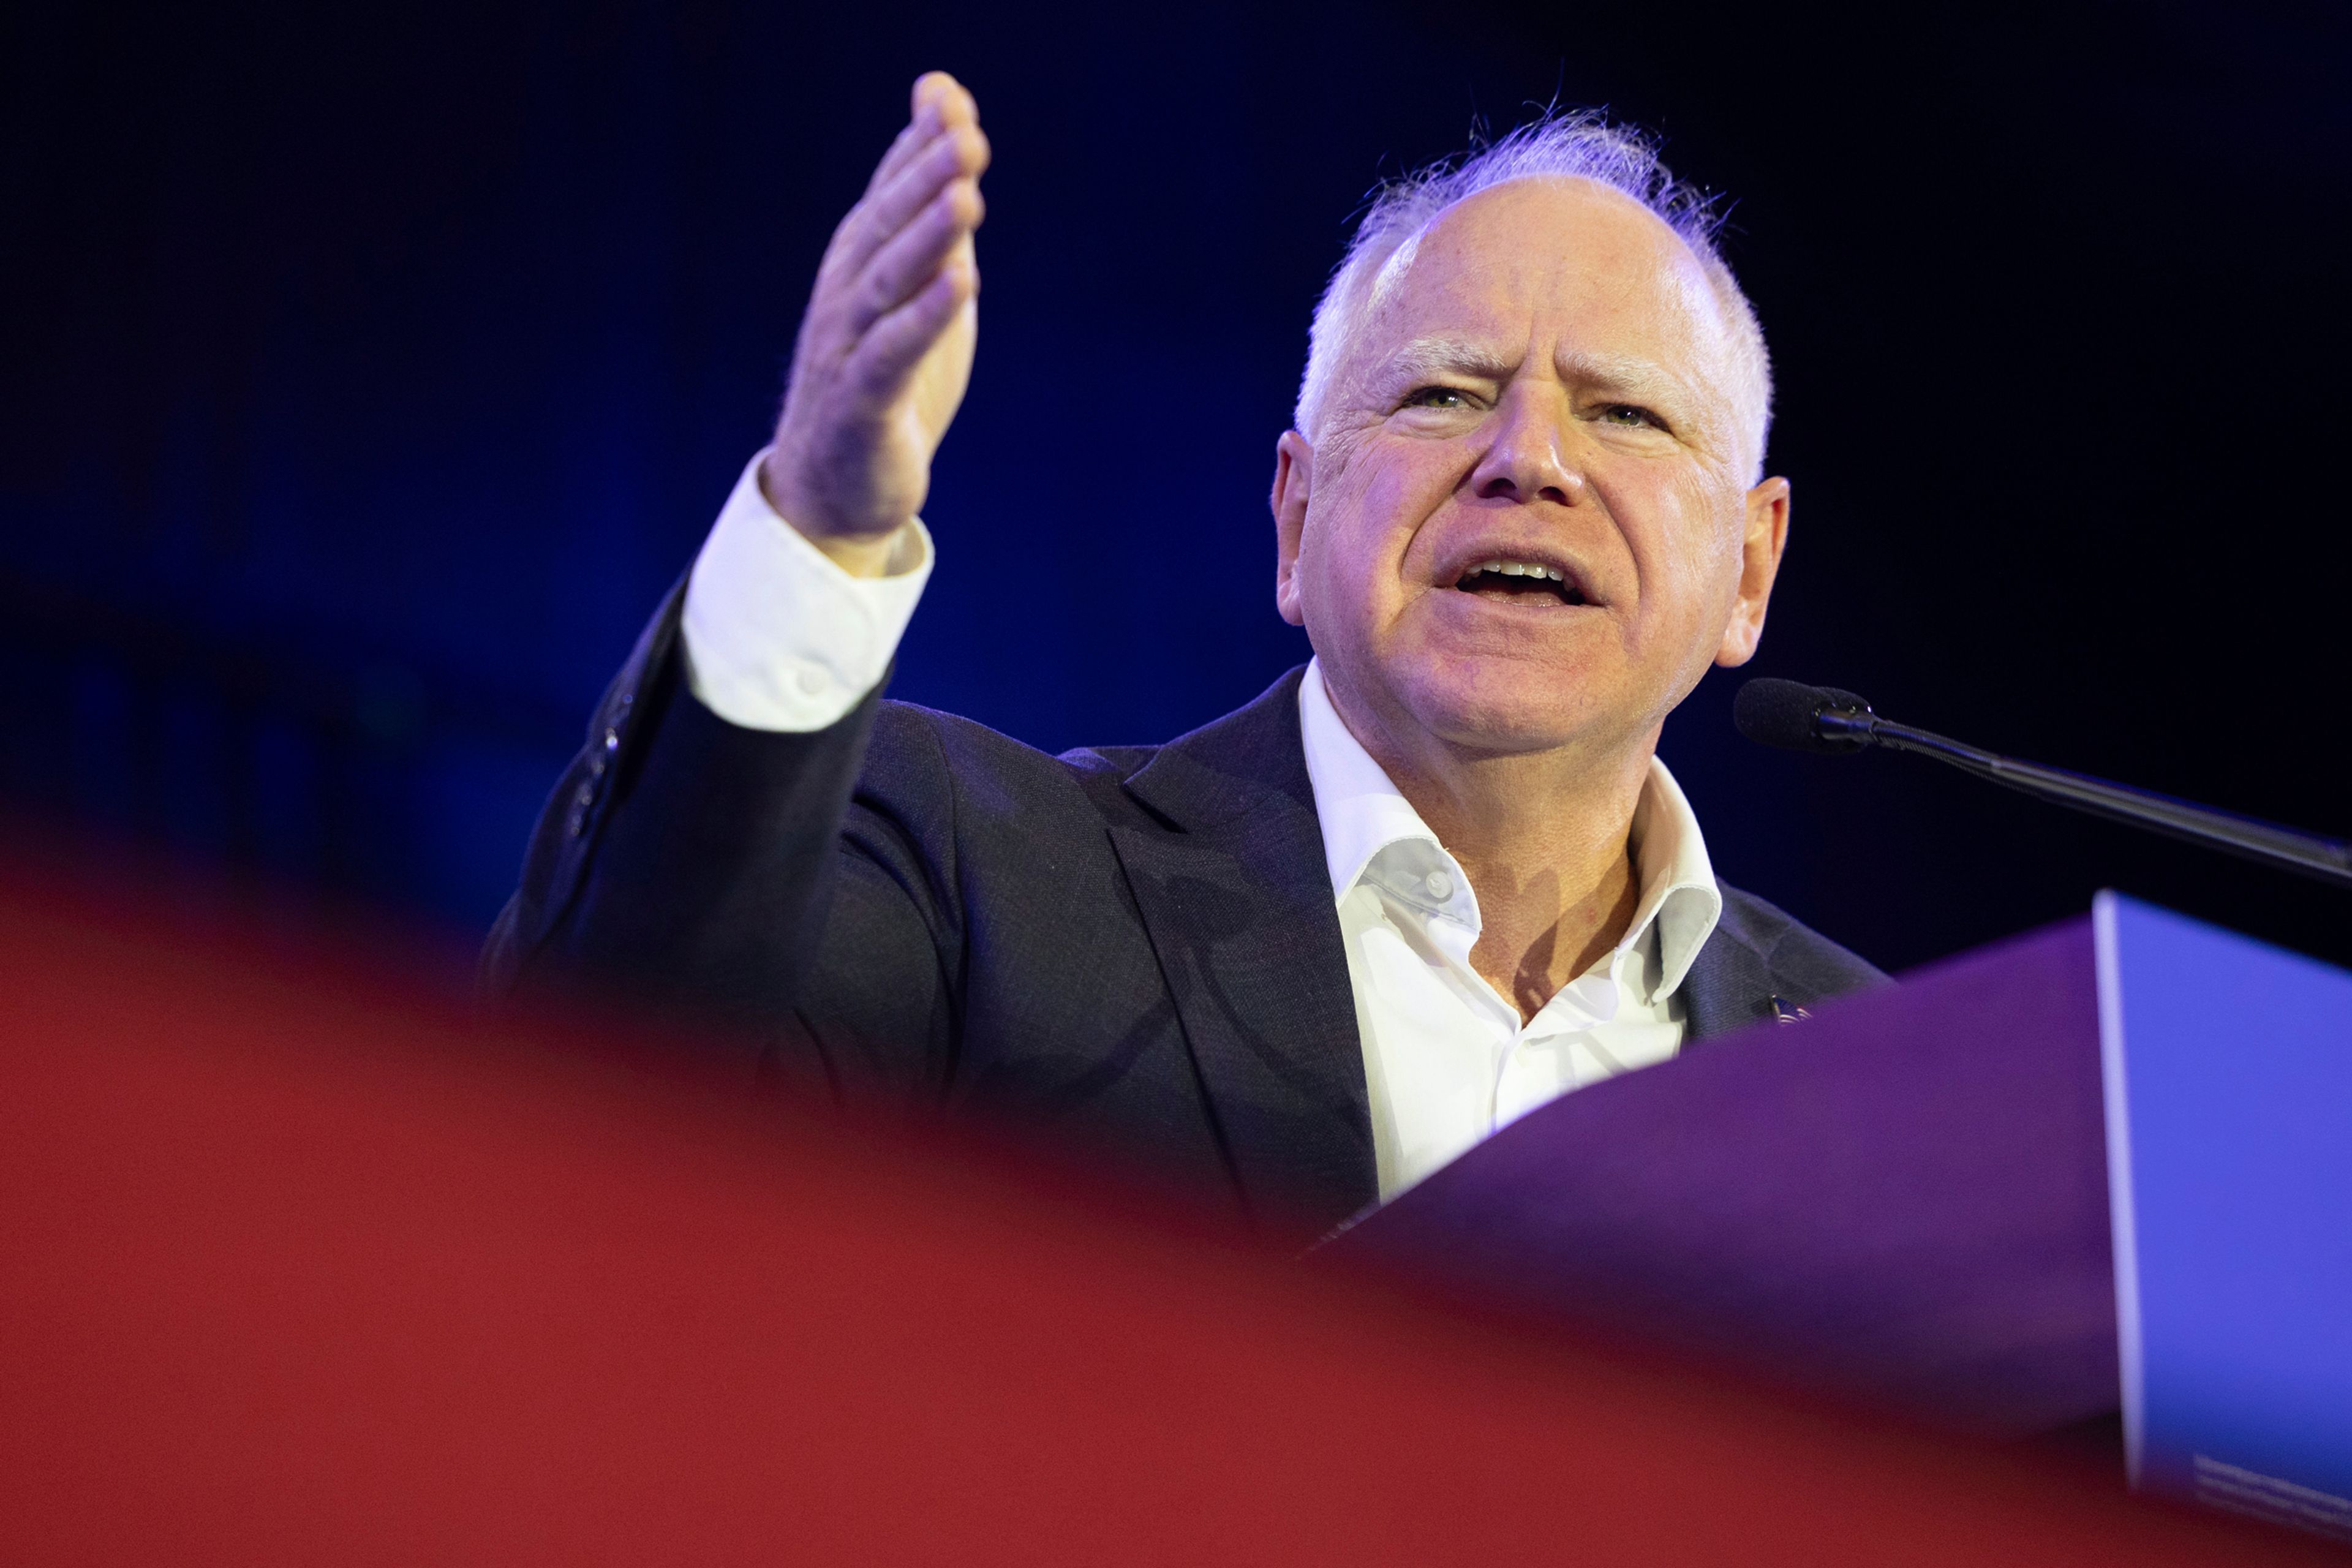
[0,859,2334,1566]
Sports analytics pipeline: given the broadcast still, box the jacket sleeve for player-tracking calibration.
[481,582,959,1093]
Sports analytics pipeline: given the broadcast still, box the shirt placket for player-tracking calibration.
[1495,965,1624,1124]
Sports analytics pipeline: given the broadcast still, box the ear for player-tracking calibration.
[1272,429,1314,628]
[1714,475,1791,667]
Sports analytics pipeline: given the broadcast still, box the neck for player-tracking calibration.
[1327,679,1654,1023]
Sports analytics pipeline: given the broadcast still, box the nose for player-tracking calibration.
[1467,387,1583,506]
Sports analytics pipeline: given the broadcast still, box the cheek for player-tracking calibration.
[1619,471,1744,619]
[1305,447,1446,613]
[1352,444,1463,578]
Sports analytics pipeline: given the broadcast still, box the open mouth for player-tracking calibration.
[1453,559,1585,606]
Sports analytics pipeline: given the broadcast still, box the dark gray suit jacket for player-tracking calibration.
[486,589,1885,1233]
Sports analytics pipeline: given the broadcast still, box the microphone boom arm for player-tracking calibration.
[1812,706,2352,890]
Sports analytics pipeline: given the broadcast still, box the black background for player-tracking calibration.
[5,0,2348,978]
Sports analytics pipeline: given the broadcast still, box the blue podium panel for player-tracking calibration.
[2097,892,2352,1541]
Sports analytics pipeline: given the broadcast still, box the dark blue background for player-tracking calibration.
[6,0,2348,976]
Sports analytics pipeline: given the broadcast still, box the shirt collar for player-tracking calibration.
[1298,659,1453,913]
[1297,658,1723,1000]
[1622,743,1723,1000]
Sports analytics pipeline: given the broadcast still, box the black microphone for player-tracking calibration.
[1733,677,2352,891]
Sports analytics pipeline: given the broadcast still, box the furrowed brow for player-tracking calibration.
[1555,349,1689,406]
[1378,336,1519,387]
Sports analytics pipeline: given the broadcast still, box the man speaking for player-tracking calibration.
[487,72,1882,1233]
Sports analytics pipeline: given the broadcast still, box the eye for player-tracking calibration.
[1399,385,1472,411]
[1599,403,1668,431]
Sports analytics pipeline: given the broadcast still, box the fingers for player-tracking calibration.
[862,118,934,203]
[794,72,984,402]
[910,70,967,122]
[823,72,984,281]
[843,176,983,339]
[830,117,988,288]
[862,74,974,201]
[845,257,974,406]
[767,77,982,543]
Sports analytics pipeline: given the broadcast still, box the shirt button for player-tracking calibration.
[1423,870,1454,902]
[794,665,827,696]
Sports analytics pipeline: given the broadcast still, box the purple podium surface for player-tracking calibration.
[1327,919,2117,1436]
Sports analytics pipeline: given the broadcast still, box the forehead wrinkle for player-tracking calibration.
[1371,335,1700,415]
[1553,348,1695,407]
[1376,333,1520,386]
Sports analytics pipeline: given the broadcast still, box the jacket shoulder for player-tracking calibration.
[863,699,1167,831]
[870,665,1309,837]
[1714,883,1890,998]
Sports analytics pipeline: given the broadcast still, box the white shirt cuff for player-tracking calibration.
[680,451,933,732]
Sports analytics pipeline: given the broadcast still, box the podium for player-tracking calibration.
[2,860,2345,1564]
[1330,892,2352,1541]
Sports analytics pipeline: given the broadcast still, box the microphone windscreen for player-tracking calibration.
[1734,677,1869,753]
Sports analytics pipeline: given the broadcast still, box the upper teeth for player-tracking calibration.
[1475,559,1564,581]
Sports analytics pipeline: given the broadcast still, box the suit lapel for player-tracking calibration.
[1108,671,1378,1226]
[1679,919,1778,1042]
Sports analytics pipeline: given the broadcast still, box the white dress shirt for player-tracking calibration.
[682,454,933,732]
[1297,662,1721,1197]
[681,450,1724,1201]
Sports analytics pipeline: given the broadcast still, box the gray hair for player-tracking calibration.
[1294,111,1774,480]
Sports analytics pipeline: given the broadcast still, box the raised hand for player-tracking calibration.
[761,72,989,576]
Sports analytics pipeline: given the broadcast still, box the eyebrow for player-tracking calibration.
[1553,350,1690,407]
[1374,336,1692,409]
[1375,335,1518,386]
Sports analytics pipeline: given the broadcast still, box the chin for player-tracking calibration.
[1395,654,1614,757]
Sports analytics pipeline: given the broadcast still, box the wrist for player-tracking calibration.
[756,453,916,579]
[807,525,916,579]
